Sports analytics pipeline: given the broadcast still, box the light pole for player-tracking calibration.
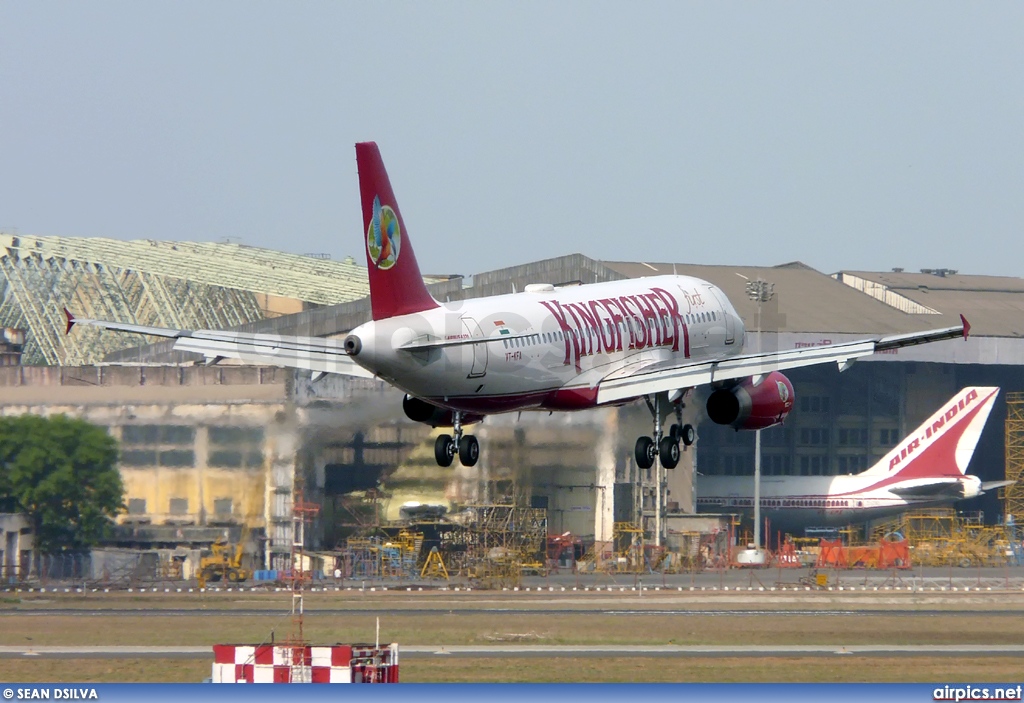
[746,278,775,553]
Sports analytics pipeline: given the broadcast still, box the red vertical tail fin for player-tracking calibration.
[860,387,999,479]
[355,142,439,321]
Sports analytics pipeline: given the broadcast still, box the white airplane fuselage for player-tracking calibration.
[697,473,985,530]
[349,275,746,413]
[695,386,1000,531]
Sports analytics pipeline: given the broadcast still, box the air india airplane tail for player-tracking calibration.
[859,386,1000,481]
[356,142,440,321]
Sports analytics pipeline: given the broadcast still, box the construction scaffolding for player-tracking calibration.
[341,530,423,580]
[462,505,547,588]
[600,522,646,573]
[335,505,547,587]
[1004,392,1024,523]
[870,508,1011,568]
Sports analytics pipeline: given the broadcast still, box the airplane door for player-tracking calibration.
[706,286,736,345]
[461,317,487,378]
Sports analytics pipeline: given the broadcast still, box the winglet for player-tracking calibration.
[960,314,971,341]
[64,308,76,335]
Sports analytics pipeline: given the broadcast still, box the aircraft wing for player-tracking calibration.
[64,310,375,379]
[596,316,970,405]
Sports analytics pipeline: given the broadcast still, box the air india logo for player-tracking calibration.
[366,195,401,270]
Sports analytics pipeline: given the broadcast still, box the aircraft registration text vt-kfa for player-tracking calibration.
[67,142,972,468]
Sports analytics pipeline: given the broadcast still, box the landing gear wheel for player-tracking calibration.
[659,436,681,469]
[458,435,480,467]
[635,436,655,469]
[434,434,455,467]
[680,423,696,446]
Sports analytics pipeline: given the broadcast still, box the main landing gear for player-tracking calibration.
[634,393,694,470]
[434,411,480,468]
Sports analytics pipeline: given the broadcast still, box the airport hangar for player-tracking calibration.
[3,232,1024,572]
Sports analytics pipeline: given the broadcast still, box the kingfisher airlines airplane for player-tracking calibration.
[697,387,1009,529]
[67,142,971,468]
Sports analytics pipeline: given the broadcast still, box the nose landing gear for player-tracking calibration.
[433,411,480,467]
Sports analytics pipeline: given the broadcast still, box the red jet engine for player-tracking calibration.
[706,371,795,430]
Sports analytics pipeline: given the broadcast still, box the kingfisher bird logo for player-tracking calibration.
[776,380,790,404]
[367,196,401,270]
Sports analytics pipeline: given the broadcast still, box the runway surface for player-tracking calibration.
[2,644,1022,659]
[3,607,1023,617]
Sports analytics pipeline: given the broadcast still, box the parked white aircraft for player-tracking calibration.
[697,387,1009,529]
[67,142,971,468]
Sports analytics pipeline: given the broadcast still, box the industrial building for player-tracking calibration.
[2,237,1024,578]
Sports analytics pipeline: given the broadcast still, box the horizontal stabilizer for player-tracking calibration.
[889,481,965,499]
[64,312,375,379]
[981,479,1016,492]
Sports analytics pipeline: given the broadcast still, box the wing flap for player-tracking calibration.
[597,340,876,404]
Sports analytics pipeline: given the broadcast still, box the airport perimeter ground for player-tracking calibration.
[2,567,1024,683]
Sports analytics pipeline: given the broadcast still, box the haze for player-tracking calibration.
[1,2,1021,277]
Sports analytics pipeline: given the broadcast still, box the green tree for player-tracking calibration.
[0,415,124,554]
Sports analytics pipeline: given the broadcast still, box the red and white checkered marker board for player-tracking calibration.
[211,643,399,683]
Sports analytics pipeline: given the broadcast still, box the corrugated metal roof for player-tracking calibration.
[602,261,950,336]
[1,234,371,304]
[0,234,389,365]
[837,270,1024,338]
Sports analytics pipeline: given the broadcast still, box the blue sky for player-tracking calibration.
[1,2,1021,277]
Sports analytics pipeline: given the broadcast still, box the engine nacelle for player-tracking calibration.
[402,395,484,428]
[706,371,795,430]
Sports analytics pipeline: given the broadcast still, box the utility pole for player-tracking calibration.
[746,278,775,553]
